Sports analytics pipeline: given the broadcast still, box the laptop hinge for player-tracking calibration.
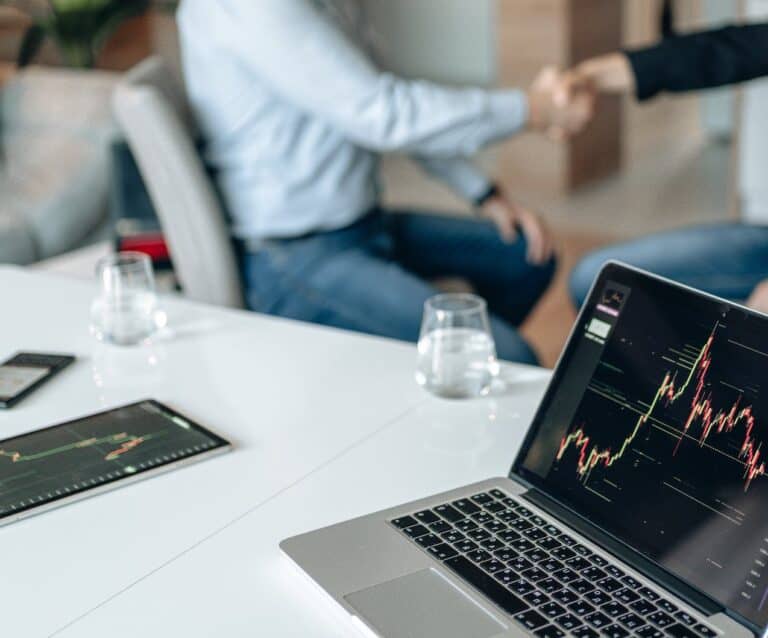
[522,488,723,617]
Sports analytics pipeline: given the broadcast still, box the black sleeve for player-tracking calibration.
[624,23,768,101]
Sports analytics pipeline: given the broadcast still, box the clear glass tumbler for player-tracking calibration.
[415,293,499,398]
[90,252,164,346]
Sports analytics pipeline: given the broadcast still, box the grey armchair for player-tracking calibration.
[112,56,244,308]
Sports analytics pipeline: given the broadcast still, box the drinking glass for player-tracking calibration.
[90,252,164,346]
[415,293,499,398]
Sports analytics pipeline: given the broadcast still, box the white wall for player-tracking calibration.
[361,0,495,86]
[740,0,768,222]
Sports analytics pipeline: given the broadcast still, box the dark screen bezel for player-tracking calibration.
[510,261,762,634]
[0,399,231,522]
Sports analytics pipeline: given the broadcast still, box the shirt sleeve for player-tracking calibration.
[625,23,768,101]
[414,156,493,203]
[213,0,529,155]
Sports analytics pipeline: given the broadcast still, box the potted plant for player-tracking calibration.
[1,0,175,68]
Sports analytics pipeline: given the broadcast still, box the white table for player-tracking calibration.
[0,266,549,638]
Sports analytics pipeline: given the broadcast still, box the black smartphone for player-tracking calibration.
[0,352,75,408]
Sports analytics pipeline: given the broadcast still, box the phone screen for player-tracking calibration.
[0,365,51,403]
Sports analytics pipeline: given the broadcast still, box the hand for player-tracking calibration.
[480,191,555,265]
[747,280,768,315]
[572,52,636,95]
[527,65,595,140]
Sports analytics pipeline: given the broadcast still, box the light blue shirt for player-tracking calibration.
[177,0,529,240]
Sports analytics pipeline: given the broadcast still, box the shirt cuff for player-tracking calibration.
[486,89,530,138]
[624,47,666,101]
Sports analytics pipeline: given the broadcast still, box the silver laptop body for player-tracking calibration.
[282,264,764,638]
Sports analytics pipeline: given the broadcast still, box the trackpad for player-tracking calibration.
[344,568,507,638]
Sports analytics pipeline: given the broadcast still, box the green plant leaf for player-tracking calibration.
[17,23,47,68]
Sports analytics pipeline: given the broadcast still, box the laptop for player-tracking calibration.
[282,262,766,638]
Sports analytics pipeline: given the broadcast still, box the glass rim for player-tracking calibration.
[95,251,152,274]
[424,292,487,315]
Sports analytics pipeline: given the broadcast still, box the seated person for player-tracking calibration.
[177,0,592,365]
[566,22,768,311]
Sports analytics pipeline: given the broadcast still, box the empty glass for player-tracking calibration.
[415,293,499,398]
[90,252,165,346]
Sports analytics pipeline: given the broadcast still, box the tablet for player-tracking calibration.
[0,400,231,526]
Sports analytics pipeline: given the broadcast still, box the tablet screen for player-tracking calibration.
[0,400,230,523]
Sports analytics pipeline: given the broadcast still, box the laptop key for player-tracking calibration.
[630,598,656,615]
[582,566,606,580]
[530,515,547,527]
[483,519,506,534]
[540,558,564,573]
[615,588,639,604]
[498,510,520,523]
[471,492,493,505]
[585,611,611,628]
[524,590,550,607]
[479,559,505,574]
[467,529,491,542]
[573,544,593,557]
[570,578,595,594]
[538,537,562,551]
[452,499,480,515]
[512,519,534,532]
[510,538,535,552]
[601,624,629,637]
[572,628,599,638]
[443,556,528,616]
[558,534,576,546]
[674,610,696,626]
[557,613,583,630]
[525,548,549,562]
[543,524,561,535]
[509,579,535,595]
[434,504,464,523]
[657,598,678,614]
[534,625,564,638]
[403,524,429,538]
[648,610,674,628]
[638,586,660,601]
[617,612,645,630]
[605,565,625,579]
[602,601,628,618]
[552,588,579,605]
[591,555,609,567]
[498,529,521,543]
[440,530,465,544]
[483,501,505,513]
[539,577,563,594]
[455,519,478,532]
[568,599,595,616]
[515,505,534,517]
[471,512,494,524]
[493,548,518,562]
[566,556,591,572]
[521,567,548,583]
[508,556,533,572]
[554,567,579,583]
[596,577,623,593]
[584,589,611,606]
[391,515,417,529]
[414,509,440,524]
[466,549,491,563]
[635,627,664,638]
[540,601,566,618]
[693,624,718,637]
[515,609,548,631]
[666,624,700,638]
[415,533,440,548]
[551,546,576,561]
[427,543,458,561]
[453,539,478,553]
[524,528,548,541]
[429,520,451,534]
[620,574,641,589]
[479,539,505,552]
[488,488,507,499]
[494,569,517,585]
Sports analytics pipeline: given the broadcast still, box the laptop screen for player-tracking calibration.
[515,263,768,630]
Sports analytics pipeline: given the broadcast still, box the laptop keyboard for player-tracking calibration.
[390,490,720,638]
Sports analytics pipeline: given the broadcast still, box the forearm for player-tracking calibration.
[625,23,768,101]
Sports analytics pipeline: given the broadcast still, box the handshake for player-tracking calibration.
[526,53,635,140]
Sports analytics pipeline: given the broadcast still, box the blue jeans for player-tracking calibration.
[569,223,768,308]
[239,210,556,364]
